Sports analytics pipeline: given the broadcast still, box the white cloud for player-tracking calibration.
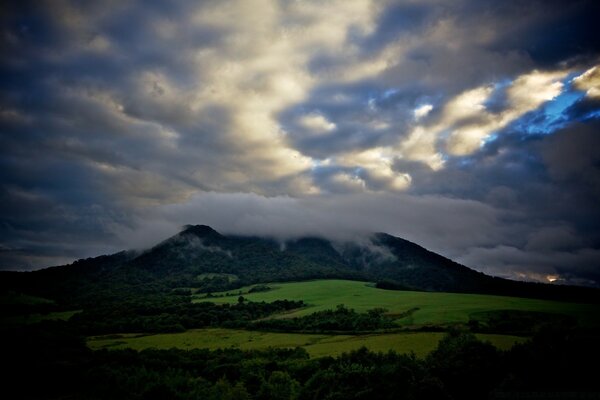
[504,70,565,118]
[441,86,494,125]
[337,147,412,191]
[446,70,565,155]
[397,126,445,170]
[329,172,367,192]
[298,113,337,134]
[397,69,568,161]
[573,65,600,99]
[413,104,433,120]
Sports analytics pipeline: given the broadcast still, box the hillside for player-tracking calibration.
[2,224,599,306]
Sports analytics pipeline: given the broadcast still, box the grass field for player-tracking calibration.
[194,280,600,328]
[87,328,525,358]
[86,280,597,357]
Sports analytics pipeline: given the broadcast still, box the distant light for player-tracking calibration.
[414,104,433,120]
[546,275,559,282]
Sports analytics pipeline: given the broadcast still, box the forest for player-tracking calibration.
[3,319,598,400]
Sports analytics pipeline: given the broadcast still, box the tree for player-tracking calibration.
[210,378,250,400]
[427,329,500,400]
[258,371,299,400]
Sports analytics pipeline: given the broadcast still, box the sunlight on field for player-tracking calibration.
[194,280,600,328]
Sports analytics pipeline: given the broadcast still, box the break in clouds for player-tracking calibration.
[1,0,600,286]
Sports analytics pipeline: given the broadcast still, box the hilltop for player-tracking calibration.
[2,224,598,306]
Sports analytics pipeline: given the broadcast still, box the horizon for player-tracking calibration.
[1,0,600,287]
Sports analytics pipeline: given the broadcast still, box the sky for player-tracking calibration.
[1,0,600,286]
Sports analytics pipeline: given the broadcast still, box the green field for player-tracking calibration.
[84,279,598,357]
[195,279,600,328]
[88,328,525,358]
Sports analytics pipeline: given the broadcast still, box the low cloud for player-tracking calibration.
[113,191,505,260]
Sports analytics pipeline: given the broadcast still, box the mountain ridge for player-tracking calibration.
[2,224,599,305]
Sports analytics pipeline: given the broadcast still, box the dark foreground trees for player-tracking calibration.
[250,305,396,332]
[2,321,599,400]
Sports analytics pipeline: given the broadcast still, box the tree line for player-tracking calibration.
[2,321,598,399]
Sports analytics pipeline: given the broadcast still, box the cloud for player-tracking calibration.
[447,70,566,155]
[413,104,433,120]
[573,65,600,99]
[540,120,600,199]
[112,191,505,258]
[327,172,367,193]
[0,0,599,287]
[297,113,337,134]
[398,69,567,165]
[525,225,583,252]
[458,245,600,286]
[335,147,412,191]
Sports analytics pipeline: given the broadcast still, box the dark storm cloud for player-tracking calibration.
[1,0,599,287]
[402,117,600,284]
[481,0,600,67]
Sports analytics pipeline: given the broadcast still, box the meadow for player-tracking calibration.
[87,328,525,358]
[83,279,598,358]
[193,279,600,328]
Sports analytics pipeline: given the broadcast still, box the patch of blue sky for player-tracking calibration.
[545,91,583,118]
[510,89,584,136]
[493,78,513,90]
[483,133,498,144]
[457,157,475,167]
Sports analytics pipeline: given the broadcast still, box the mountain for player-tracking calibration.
[2,225,599,305]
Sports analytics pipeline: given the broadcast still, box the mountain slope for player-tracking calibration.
[2,225,599,305]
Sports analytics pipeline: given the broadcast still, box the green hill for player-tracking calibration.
[2,225,599,307]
